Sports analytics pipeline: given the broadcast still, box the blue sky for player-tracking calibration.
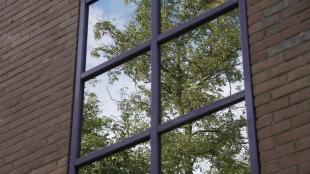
[86,0,137,70]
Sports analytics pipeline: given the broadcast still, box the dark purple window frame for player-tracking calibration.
[69,0,260,173]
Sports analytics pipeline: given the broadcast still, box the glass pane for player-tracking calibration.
[161,0,227,32]
[81,53,151,156]
[161,102,250,174]
[161,9,243,122]
[86,0,151,70]
[79,142,151,174]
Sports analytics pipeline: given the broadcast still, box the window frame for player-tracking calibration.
[69,0,260,173]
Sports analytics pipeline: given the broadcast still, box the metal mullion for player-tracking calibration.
[75,129,151,167]
[69,0,88,173]
[158,91,245,134]
[157,0,238,44]
[239,0,260,173]
[81,41,151,81]
[151,0,161,173]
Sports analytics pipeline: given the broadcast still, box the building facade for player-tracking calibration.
[0,0,309,173]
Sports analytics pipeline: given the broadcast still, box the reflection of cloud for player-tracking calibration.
[86,0,137,70]
[86,4,105,70]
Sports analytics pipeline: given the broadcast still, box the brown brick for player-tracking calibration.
[281,0,310,18]
[251,50,267,64]
[300,161,310,174]
[274,142,296,158]
[297,135,310,151]
[252,53,284,74]
[274,100,310,122]
[266,30,310,57]
[274,130,295,145]
[278,153,298,169]
[249,30,264,44]
[299,7,310,22]
[254,74,287,95]
[255,92,271,107]
[276,166,298,174]
[261,149,276,163]
[0,0,78,173]
[259,137,275,151]
[256,97,289,116]
[293,111,310,127]
[294,123,310,140]
[253,71,269,85]
[271,77,309,99]
[297,148,310,164]
[247,0,280,16]
[261,160,280,174]
[257,114,273,129]
[49,166,67,174]
[269,55,305,79]
[263,0,289,17]
[289,87,310,104]
[282,19,310,40]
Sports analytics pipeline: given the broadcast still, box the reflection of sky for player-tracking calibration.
[85,70,137,118]
[85,0,143,120]
[220,54,244,97]
[86,0,137,70]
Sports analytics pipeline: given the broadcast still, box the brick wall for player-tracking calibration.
[0,0,79,173]
[247,0,310,173]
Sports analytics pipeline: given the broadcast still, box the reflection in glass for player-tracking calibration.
[81,53,151,156]
[161,0,226,32]
[86,0,151,70]
[161,9,243,122]
[79,142,151,174]
[161,102,250,174]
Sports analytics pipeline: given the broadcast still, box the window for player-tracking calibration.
[69,0,260,173]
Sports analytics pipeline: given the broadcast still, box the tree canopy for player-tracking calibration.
[79,0,250,173]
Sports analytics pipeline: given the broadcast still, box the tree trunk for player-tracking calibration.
[175,41,194,174]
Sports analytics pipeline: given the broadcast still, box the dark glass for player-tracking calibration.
[81,53,151,156]
[161,0,227,32]
[79,142,151,174]
[161,102,250,174]
[86,0,151,70]
[161,9,243,122]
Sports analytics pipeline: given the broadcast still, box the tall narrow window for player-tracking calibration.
[69,0,260,174]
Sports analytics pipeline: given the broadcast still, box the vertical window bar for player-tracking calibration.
[151,0,161,173]
[239,0,260,173]
[69,0,88,173]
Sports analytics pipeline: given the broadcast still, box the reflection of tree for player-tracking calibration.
[80,0,250,173]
